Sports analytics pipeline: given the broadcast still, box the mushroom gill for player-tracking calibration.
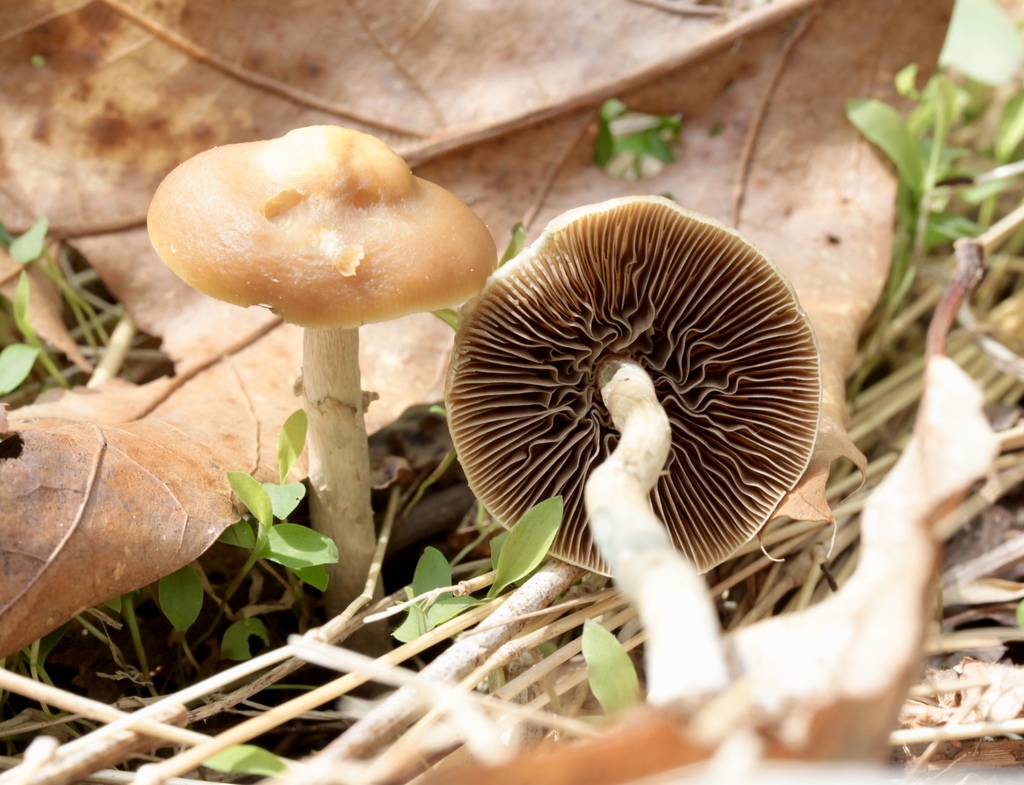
[446,196,821,574]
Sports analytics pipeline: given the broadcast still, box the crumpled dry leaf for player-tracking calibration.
[732,355,998,757]
[943,577,1024,606]
[903,658,1024,728]
[0,325,302,655]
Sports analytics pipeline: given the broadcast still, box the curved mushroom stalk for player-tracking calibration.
[586,358,729,703]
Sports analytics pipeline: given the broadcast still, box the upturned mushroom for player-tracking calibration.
[446,196,821,698]
[148,125,497,619]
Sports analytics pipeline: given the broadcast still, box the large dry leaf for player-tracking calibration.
[0,0,814,235]
[0,326,302,655]
[0,0,938,654]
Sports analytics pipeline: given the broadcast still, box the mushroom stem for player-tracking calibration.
[585,358,730,705]
[302,327,380,620]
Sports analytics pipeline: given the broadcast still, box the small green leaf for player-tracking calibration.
[292,564,329,591]
[582,620,641,715]
[894,63,918,98]
[1017,599,1024,629]
[940,0,1023,86]
[411,547,451,596]
[925,212,983,249]
[489,531,509,572]
[996,93,1024,164]
[846,99,925,194]
[13,272,33,341]
[277,409,307,483]
[204,745,286,777]
[9,217,48,263]
[265,523,339,570]
[392,603,429,643]
[227,471,273,531]
[392,548,477,641]
[594,99,627,167]
[36,623,70,663]
[432,308,459,329]
[962,178,1010,205]
[489,497,562,597]
[263,482,305,521]
[158,566,204,632]
[498,222,527,266]
[219,520,256,549]
[411,548,476,628]
[221,618,270,660]
[0,343,39,394]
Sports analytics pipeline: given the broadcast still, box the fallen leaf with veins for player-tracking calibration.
[0,0,818,235]
[0,0,944,654]
[0,326,301,655]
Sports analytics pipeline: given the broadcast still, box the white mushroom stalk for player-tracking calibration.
[302,327,374,617]
[586,358,729,702]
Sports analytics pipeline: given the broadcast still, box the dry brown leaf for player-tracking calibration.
[943,577,1024,606]
[0,0,815,235]
[0,325,303,655]
[0,0,940,655]
[732,356,998,758]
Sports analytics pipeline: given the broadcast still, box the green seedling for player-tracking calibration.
[221,618,270,661]
[582,620,641,715]
[594,98,682,180]
[1,217,108,368]
[392,496,562,641]
[204,744,288,778]
[155,410,337,659]
[0,343,40,395]
[487,496,562,597]
[392,547,478,643]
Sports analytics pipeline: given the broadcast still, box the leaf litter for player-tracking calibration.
[5,0,1024,782]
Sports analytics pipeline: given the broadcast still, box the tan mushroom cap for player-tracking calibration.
[446,196,821,575]
[147,126,497,328]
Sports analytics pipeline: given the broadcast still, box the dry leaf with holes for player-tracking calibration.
[0,326,301,656]
[0,0,944,663]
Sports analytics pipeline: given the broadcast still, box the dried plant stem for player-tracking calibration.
[136,599,509,784]
[587,358,729,704]
[321,560,585,762]
[371,595,632,774]
[86,315,135,389]
[302,327,380,623]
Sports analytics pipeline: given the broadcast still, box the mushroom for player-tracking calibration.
[446,195,821,699]
[148,125,497,619]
